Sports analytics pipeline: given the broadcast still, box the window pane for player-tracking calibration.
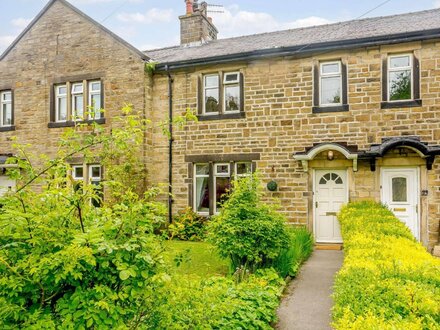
[73,95,84,118]
[216,164,229,175]
[225,85,240,112]
[58,97,67,121]
[237,162,252,175]
[90,82,101,91]
[2,92,11,101]
[58,86,67,95]
[205,75,219,88]
[91,182,103,208]
[195,177,209,213]
[322,63,340,74]
[224,73,239,83]
[205,88,219,113]
[392,177,407,202]
[2,103,12,125]
[389,70,411,101]
[390,56,410,68]
[73,166,84,179]
[196,164,209,176]
[216,177,231,211]
[321,76,341,104]
[90,166,101,179]
[72,84,83,93]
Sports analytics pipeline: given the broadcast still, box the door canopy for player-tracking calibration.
[361,137,440,171]
[293,143,359,172]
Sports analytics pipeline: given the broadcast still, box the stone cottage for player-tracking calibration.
[1,0,440,252]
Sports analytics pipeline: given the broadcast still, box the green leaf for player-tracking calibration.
[119,270,131,280]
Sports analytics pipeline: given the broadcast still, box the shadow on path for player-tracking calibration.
[277,250,344,330]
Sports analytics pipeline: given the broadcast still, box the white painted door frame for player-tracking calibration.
[380,167,420,240]
[313,169,348,243]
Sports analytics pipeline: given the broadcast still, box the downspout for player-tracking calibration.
[165,65,173,224]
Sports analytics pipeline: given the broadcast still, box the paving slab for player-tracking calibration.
[276,250,344,330]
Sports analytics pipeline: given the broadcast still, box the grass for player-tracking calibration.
[163,240,229,277]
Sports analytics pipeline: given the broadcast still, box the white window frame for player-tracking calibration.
[72,165,85,181]
[193,163,210,216]
[88,81,102,120]
[203,74,220,115]
[223,72,241,113]
[319,61,342,107]
[235,162,252,178]
[88,164,102,183]
[55,84,68,122]
[71,83,84,121]
[387,54,413,102]
[214,163,230,214]
[0,91,12,127]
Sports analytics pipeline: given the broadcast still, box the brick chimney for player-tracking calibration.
[179,0,218,46]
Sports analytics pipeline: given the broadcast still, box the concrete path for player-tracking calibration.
[277,250,344,330]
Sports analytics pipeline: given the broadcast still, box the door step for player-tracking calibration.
[315,244,343,251]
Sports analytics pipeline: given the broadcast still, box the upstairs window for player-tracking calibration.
[313,60,348,113]
[0,91,13,127]
[71,83,84,119]
[51,79,103,125]
[320,62,342,106]
[388,54,412,101]
[88,81,102,120]
[55,85,68,122]
[381,53,421,109]
[198,71,244,120]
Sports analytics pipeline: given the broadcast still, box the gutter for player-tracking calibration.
[165,65,174,224]
[155,28,440,71]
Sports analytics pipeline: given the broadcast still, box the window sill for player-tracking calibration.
[48,118,106,128]
[381,99,422,109]
[312,104,349,113]
[197,112,245,121]
[0,125,15,132]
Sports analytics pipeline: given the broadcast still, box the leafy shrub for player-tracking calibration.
[0,107,192,328]
[272,226,314,278]
[208,174,290,272]
[147,268,285,329]
[168,207,208,241]
[332,201,440,330]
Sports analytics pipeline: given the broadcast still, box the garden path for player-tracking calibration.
[276,250,343,330]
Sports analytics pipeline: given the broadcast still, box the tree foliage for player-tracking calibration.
[0,106,196,328]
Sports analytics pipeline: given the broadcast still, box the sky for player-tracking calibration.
[1,0,439,53]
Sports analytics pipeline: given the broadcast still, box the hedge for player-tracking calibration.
[333,201,440,330]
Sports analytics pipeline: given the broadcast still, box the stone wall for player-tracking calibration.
[0,1,148,172]
[151,40,440,250]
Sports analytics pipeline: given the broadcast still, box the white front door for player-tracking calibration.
[381,168,419,239]
[314,170,347,243]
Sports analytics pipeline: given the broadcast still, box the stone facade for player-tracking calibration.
[150,40,440,251]
[0,0,150,171]
[1,0,440,252]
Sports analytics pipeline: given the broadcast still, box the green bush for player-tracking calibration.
[147,268,285,329]
[272,226,314,278]
[208,174,290,273]
[332,201,440,330]
[168,207,208,241]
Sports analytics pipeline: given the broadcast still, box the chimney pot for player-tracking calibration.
[186,0,193,15]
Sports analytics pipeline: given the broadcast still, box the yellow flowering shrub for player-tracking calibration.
[332,201,440,330]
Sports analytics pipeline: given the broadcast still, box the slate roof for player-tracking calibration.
[146,8,440,67]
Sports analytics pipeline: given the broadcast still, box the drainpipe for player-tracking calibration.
[165,65,173,224]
